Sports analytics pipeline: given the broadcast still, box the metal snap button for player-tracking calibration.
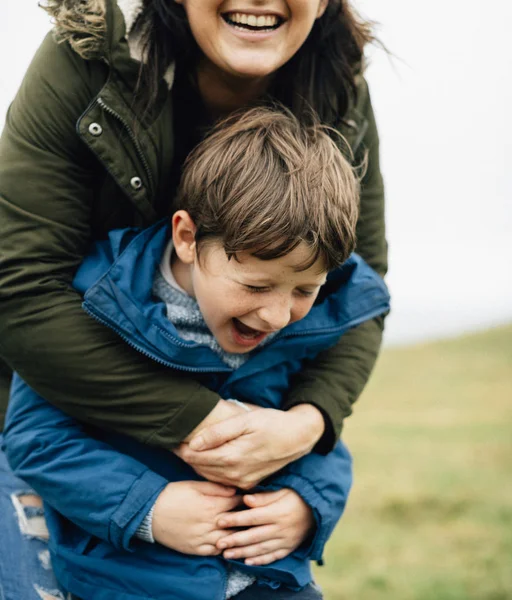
[130,176,143,191]
[88,122,103,136]
[345,119,358,130]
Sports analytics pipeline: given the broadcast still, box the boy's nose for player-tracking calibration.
[257,298,292,331]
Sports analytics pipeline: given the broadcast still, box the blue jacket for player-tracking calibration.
[4,222,390,600]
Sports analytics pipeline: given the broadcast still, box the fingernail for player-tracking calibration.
[218,519,227,527]
[218,541,227,549]
[245,559,254,565]
[189,436,204,451]
[245,495,255,503]
[224,551,234,558]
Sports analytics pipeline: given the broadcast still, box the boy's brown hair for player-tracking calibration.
[175,106,360,271]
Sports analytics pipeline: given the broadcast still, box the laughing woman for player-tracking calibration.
[0,0,387,597]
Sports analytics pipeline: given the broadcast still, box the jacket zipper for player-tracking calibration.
[97,97,155,194]
[83,301,230,375]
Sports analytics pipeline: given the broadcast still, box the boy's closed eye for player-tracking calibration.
[242,284,319,298]
[243,284,271,293]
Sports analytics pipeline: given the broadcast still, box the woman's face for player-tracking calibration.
[175,0,328,81]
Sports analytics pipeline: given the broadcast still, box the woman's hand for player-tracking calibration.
[182,398,255,443]
[175,405,325,489]
[215,489,315,566]
[152,481,242,555]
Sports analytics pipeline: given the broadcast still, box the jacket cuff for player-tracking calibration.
[146,386,220,448]
[108,469,167,551]
[283,393,342,454]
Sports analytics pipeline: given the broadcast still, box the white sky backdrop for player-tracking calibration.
[1,1,511,346]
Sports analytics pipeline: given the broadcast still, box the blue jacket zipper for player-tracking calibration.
[83,301,231,375]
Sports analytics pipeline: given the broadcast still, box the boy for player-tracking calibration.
[4,107,389,600]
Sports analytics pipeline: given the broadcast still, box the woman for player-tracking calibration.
[0,0,386,479]
[0,0,387,595]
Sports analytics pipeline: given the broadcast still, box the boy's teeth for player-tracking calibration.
[227,13,279,28]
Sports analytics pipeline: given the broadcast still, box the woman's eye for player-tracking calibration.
[245,285,268,293]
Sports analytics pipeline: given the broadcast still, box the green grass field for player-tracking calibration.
[313,325,512,600]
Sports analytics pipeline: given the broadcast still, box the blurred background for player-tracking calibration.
[1,2,511,599]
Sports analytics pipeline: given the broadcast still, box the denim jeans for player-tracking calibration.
[0,437,70,600]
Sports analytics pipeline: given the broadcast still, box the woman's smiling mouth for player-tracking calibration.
[222,12,285,33]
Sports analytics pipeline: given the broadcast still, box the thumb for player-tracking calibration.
[197,481,237,497]
[243,489,288,507]
[189,415,249,451]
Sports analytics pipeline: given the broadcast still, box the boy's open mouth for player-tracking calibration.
[232,318,269,346]
[222,12,285,33]
[233,318,263,338]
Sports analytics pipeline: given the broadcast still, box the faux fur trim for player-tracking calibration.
[42,0,175,87]
[116,0,144,33]
[116,0,175,88]
[41,0,107,60]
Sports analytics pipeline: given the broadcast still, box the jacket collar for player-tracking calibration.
[77,222,390,374]
[114,0,175,87]
[116,0,144,33]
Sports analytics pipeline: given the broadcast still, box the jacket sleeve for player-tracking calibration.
[0,35,218,444]
[2,374,167,551]
[256,441,352,562]
[283,79,388,451]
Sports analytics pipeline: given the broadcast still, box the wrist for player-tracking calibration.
[287,404,325,453]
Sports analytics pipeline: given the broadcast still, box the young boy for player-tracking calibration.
[3,107,389,600]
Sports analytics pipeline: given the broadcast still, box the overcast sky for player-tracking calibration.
[355,0,512,343]
[1,1,511,345]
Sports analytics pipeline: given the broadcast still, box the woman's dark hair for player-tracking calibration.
[137,0,373,126]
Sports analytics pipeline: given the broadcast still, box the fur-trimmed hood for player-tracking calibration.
[41,0,144,60]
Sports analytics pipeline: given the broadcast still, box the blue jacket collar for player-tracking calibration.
[75,221,390,375]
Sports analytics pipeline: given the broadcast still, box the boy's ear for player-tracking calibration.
[172,210,197,265]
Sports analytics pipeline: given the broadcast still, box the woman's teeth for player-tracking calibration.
[224,13,282,31]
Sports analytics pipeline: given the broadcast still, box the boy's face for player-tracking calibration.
[191,243,328,353]
[172,213,328,354]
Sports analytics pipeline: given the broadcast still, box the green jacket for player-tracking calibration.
[0,0,387,449]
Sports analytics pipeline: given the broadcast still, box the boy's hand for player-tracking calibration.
[152,481,242,556]
[215,489,315,566]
